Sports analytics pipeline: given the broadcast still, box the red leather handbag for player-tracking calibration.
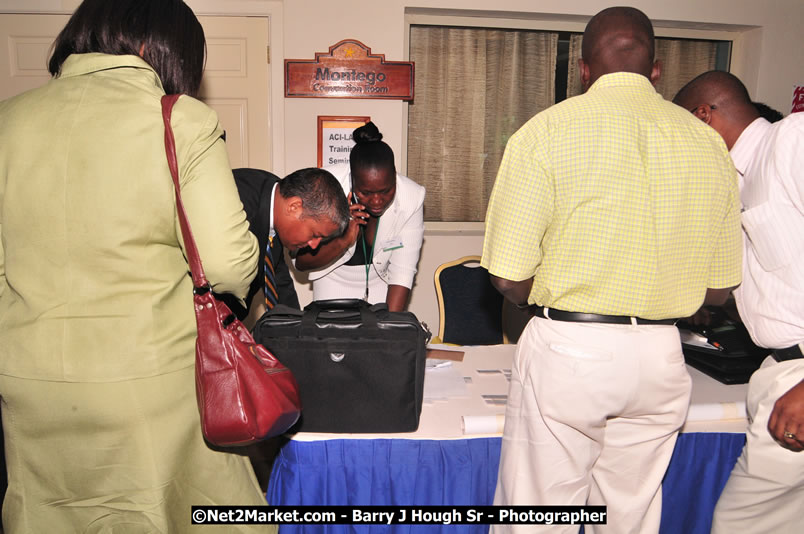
[161,94,301,446]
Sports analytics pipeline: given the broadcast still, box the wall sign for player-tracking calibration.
[317,116,370,167]
[792,84,804,114]
[286,39,414,100]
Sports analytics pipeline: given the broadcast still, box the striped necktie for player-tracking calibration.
[264,236,278,309]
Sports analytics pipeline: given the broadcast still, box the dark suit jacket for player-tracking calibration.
[218,168,300,319]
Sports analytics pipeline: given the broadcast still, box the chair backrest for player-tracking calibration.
[434,256,505,345]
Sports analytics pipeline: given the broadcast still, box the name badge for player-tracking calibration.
[381,239,404,252]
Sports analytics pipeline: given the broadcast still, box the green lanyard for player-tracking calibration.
[360,218,379,301]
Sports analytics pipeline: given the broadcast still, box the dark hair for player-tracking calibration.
[349,121,396,177]
[753,101,784,123]
[279,168,350,236]
[582,7,655,79]
[673,70,756,120]
[48,0,206,96]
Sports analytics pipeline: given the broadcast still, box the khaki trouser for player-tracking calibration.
[492,317,691,534]
[712,356,804,534]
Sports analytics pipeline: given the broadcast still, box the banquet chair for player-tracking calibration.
[433,256,506,345]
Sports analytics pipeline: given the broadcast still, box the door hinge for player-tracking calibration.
[266,45,270,64]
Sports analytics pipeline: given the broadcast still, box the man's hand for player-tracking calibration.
[703,287,736,306]
[489,275,534,308]
[768,379,804,451]
[685,306,715,327]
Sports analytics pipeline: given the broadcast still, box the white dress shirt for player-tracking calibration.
[299,163,425,303]
[731,114,804,349]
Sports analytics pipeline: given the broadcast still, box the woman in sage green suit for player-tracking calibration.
[0,1,273,532]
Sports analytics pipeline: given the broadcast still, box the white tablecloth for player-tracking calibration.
[290,343,748,442]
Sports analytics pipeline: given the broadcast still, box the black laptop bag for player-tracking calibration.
[677,309,771,385]
[253,299,430,433]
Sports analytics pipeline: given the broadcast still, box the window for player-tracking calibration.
[408,25,558,222]
[407,22,731,222]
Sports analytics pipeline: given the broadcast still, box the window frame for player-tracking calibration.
[402,8,756,230]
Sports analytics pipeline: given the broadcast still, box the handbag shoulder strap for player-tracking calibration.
[161,94,209,290]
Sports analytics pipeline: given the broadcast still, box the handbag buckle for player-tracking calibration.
[193,285,211,295]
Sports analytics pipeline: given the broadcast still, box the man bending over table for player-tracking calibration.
[674,70,804,534]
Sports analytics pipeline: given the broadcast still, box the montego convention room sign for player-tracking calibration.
[285,39,414,100]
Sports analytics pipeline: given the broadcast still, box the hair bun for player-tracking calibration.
[353,121,383,144]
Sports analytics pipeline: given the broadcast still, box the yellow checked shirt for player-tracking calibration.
[481,72,742,320]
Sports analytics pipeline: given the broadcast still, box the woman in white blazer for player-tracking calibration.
[295,122,425,311]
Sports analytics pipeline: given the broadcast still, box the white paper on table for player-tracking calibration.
[423,365,470,401]
[687,401,746,422]
[462,414,506,435]
[679,329,718,350]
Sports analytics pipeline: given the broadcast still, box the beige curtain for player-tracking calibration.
[408,26,557,222]
[567,35,719,100]
[654,39,718,100]
[567,34,584,99]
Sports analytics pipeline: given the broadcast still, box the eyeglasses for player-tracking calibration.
[689,104,717,113]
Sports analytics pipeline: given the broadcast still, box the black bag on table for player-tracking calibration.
[677,308,770,385]
[253,298,430,433]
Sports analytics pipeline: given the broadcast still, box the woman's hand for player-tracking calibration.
[345,193,369,246]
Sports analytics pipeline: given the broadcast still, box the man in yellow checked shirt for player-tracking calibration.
[481,7,742,534]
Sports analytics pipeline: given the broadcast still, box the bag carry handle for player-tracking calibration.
[161,94,210,291]
[305,298,369,311]
[301,298,378,335]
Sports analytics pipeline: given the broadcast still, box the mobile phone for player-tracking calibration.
[350,190,368,220]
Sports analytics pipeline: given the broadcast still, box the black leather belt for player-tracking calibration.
[528,305,677,326]
[772,344,804,362]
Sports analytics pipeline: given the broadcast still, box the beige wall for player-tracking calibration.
[277,0,804,332]
[279,0,803,172]
[6,0,804,334]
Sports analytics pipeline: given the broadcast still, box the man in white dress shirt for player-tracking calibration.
[674,71,804,533]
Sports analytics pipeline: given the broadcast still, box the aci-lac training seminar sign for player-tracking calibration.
[317,116,370,167]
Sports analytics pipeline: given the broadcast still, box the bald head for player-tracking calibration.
[673,70,759,149]
[673,71,753,111]
[580,7,657,88]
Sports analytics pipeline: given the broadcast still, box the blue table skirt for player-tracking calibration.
[267,433,745,534]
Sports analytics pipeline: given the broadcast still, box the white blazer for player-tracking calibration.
[304,163,425,294]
